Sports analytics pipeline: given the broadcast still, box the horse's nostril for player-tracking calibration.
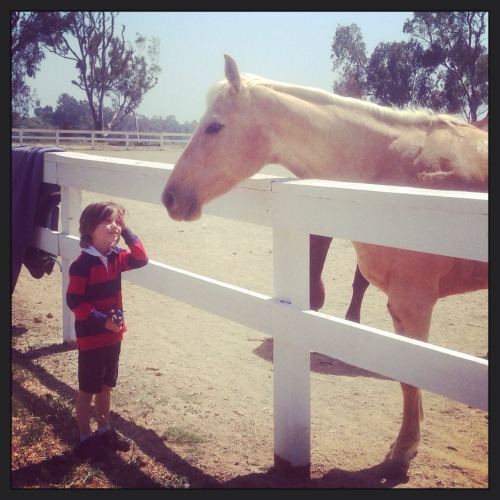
[165,192,173,209]
[162,189,174,210]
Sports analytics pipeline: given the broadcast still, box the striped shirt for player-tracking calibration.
[66,227,148,351]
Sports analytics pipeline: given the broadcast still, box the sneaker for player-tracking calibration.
[73,435,110,460]
[96,428,134,452]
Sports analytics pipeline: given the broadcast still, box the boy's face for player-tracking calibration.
[91,210,122,250]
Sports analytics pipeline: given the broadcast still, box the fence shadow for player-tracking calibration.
[253,337,391,380]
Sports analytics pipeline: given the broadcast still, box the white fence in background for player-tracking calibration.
[12,128,192,148]
[30,151,488,476]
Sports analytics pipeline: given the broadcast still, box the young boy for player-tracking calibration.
[66,201,149,460]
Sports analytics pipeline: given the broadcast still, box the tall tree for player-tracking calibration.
[45,12,161,130]
[330,23,368,98]
[11,11,74,120]
[330,12,488,120]
[403,11,488,121]
[106,34,161,130]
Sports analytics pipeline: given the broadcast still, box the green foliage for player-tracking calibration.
[24,100,198,133]
[11,11,74,119]
[331,12,488,120]
[331,23,367,98]
[51,94,95,130]
[366,40,439,109]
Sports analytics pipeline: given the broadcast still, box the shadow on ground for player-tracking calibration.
[253,337,391,380]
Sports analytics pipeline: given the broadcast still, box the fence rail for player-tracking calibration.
[31,151,488,476]
[12,128,192,149]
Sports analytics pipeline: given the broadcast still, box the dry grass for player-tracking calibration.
[11,350,190,489]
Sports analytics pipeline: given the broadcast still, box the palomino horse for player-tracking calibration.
[162,55,488,476]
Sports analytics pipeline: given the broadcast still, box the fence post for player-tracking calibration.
[60,186,82,344]
[272,227,311,478]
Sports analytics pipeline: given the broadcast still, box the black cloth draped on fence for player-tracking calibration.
[12,146,64,293]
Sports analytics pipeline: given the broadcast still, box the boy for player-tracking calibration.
[66,201,148,460]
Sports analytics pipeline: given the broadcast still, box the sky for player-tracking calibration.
[29,11,414,124]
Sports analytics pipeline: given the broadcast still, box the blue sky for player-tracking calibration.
[30,12,413,123]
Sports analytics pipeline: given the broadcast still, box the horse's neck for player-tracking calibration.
[265,92,487,192]
[268,94,400,183]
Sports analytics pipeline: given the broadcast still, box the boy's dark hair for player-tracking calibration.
[79,201,125,248]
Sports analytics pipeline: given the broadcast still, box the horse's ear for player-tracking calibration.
[224,54,241,93]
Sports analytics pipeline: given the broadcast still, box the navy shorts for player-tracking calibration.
[78,342,121,394]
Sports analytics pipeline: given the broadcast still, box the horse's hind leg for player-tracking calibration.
[309,236,370,320]
[345,265,370,323]
[383,282,437,476]
[309,235,332,311]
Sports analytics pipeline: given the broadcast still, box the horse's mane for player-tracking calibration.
[207,73,469,130]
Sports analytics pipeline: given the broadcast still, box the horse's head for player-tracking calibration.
[162,54,274,221]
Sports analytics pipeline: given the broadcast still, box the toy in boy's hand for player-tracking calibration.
[108,309,124,326]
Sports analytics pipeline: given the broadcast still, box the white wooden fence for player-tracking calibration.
[31,151,488,476]
[12,128,192,148]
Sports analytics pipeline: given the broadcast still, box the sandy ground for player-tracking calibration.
[11,146,488,488]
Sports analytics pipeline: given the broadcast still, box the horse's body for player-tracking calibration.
[335,116,488,323]
[162,55,488,476]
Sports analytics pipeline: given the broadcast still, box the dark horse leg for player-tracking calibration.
[345,265,370,323]
[309,235,370,323]
[309,235,332,311]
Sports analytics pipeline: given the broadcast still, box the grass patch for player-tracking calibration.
[161,426,206,445]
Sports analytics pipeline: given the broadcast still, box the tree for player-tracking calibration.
[365,41,439,109]
[403,12,488,121]
[106,34,161,130]
[330,12,488,120]
[11,11,74,121]
[44,12,161,131]
[52,94,95,130]
[33,105,55,127]
[330,23,368,98]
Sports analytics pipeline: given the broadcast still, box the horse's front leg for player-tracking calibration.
[309,235,332,311]
[383,280,437,477]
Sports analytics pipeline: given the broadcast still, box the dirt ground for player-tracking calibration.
[11,146,489,489]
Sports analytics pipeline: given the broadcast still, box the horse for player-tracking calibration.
[161,54,488,477]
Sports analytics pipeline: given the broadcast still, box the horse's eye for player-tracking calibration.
[206,122,224,134]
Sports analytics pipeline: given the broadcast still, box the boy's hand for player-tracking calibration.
[105,309,123,332]
[116,214,127,231]
[105,317,122,333]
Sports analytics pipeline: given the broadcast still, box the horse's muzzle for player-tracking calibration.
[162,184,201,222]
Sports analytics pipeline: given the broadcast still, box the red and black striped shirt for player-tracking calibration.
[66,227,148,351]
